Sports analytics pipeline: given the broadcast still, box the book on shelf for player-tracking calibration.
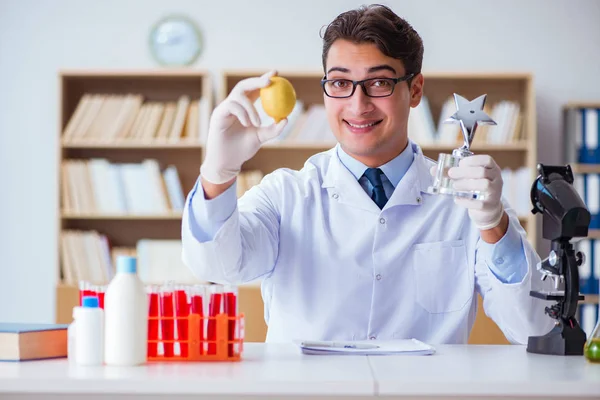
[564,105,600,232]
[60,233,207,286]
[62,93,209,144]
[411,96,524,146]
[564,106,600,164]
[500,167,533,219]
[574,239,600,297]
[0,323,68,362]
[61,159,185,215]
[253,99,337,145]
[237,170,264,198]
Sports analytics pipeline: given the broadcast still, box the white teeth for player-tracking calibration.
[347,121,377,128]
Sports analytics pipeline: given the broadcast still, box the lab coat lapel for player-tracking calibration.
[384,143,433,208]
[321,142,434,212]
[321,146,381,213]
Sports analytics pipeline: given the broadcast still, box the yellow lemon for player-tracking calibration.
[260,76,296,123]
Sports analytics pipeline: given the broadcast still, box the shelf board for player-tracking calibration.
[261,141,337,150]
[582,294,599,304]
[564,102,600,109]
[421,142,529,152]
[62,141,203,150]
[588,230,600,239]
[572,164,600,174]
[61,141,529,152]
[259,141,529,151]
[59,69,210,78]
[61,213,182,220]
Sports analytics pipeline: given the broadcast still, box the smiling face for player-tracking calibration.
[323,39,424,167]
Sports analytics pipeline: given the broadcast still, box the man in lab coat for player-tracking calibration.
[182,4,554,344]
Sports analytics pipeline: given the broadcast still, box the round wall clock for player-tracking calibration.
[149,15,203,66]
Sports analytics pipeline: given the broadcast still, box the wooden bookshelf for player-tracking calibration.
[55,69,212,324]
[563,103,600,317]
[54,69,541,346]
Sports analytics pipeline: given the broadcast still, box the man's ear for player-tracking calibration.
[409,73,424,108]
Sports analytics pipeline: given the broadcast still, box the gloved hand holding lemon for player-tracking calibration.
[200,70,297,185]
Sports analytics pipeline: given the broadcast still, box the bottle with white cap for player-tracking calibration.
[104,256,148,366]
[74,296,104,366]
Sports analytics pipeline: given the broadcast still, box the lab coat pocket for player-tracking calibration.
[412,240,473,314]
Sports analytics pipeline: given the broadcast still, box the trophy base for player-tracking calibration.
[426,185,486,201]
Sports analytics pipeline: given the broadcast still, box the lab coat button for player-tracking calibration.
[379,218,386,224]
[369,336,376,340]
[416,196,422,204]
[376,274,382,281]
[496,257,504,265]
[332,193,339,199]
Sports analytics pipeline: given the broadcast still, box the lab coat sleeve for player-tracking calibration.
[477,220,527,284]
[473,202,555,345]
[181,174,280,285]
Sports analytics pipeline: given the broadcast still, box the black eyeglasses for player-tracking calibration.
[321,73,415,98]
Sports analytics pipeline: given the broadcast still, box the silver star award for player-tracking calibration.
[446,94,496,158]
[426,93,497,201]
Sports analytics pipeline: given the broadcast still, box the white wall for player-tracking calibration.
[1,0,599,323]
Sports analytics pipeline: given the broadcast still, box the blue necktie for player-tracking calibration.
[363,168,388,209]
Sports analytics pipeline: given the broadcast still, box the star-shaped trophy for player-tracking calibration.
[426,93,497,200]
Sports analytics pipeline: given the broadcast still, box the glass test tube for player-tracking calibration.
[159,282,175,357]
[95,284,106,309]
[190,284,207,355]
[174,284,190,358]
[78,281,95,306]
[223,285,238,357]
[207,284,223,355]
[147,285,159,358]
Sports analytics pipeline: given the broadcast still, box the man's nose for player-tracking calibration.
[347,85,374,115]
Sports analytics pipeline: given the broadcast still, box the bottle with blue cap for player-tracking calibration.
[104,256,148,366]
[73,295,104,366]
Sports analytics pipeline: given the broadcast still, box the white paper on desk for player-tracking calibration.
[295,339,435,356]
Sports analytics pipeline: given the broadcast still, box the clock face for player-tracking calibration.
[149,15,203,66]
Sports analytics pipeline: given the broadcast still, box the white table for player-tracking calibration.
[0,343,598,399]
[370,344,600,400]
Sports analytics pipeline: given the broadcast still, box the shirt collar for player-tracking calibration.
[336,141,415,188]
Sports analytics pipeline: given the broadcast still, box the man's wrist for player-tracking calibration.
[201,175,236,200]
[480,211,509,244]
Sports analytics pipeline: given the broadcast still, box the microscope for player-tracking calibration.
[527,164,591,356]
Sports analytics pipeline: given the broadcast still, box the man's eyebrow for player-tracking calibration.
[326,67,350,75]
[367,64,397,75]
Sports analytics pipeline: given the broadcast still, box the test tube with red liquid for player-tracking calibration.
[223,285,238,357]
[78,281,95,306]
[207,285,223,355]
[95,284,106,309]
[174,285,190,358]
[190,284,207,355]
[159,283,175,357]
[147,285,159,357]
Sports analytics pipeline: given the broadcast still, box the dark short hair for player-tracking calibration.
[321,4,424,77]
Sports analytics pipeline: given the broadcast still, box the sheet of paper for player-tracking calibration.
[295,339,436,356]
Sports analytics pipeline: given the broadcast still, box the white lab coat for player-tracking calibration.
[182,141,555,344]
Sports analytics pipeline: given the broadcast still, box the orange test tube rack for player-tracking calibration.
[147,313,245,362]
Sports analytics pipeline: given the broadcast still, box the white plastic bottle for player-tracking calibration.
[67,310,77,362]
[104,256,148,366]
[74,296,104,366]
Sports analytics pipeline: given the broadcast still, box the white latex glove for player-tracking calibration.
[431,155,505,230]
[200,70,288,184]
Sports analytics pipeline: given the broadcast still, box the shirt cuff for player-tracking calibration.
[478,223,528,284]
[187,176,238,242]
